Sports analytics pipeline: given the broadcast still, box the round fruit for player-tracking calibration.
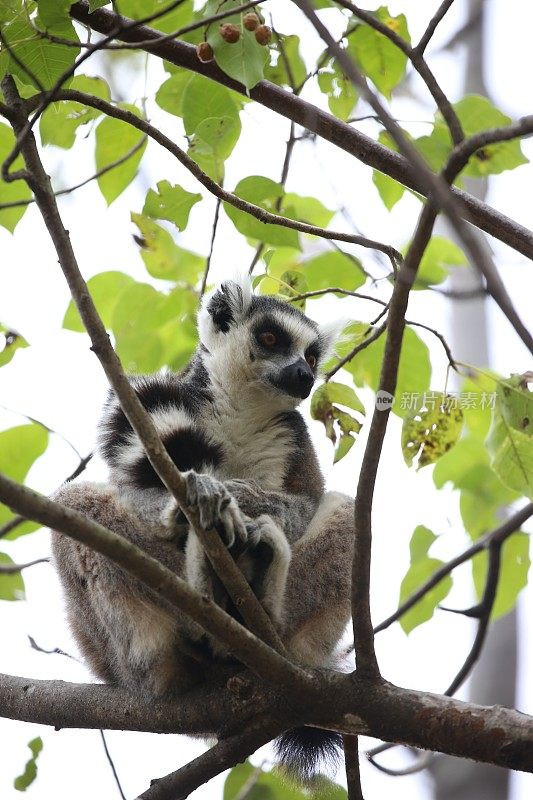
[254,24,272,45]
[196,41,214,62]
[220,23,241,43]
[243,13,260,31]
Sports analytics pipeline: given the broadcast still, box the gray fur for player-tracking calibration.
[51,277,354,698]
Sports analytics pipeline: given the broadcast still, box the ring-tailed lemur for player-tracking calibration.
[51,276,355,777]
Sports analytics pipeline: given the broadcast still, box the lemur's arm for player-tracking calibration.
[99,379,324,545]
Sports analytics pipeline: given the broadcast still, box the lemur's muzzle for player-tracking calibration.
[276,358,314,399]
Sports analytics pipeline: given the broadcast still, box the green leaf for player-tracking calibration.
[155,71,193,118]
[317,55,358,120]
[36,0,71,28]
[454,95,529,176]
[265,35,307,89]
[224,759,347,800]
[0,18,79,90]
[372,131,405,210]
[399,525,452,634]
[0,123,32,232]
[14,737,43,792]
[95,104,147,204]
[486,377,533,499]
[348,6,410,98]
[40,75,111,149]
[181,74,241,135]
[63,271,135,332]
[0,552,25,600]
[413,236,467,289]
[458,465,518,539]
[0,324,28,367]
[88,0,109,10]
[205,0,269,90]
[224,176,300,248]
[188,115,241,182]
[0,424,49,538]
[131,213,206,283]
[341,324,431,418]
[402,393,464,469]
[472,533,530,619]
[303,251,365,293]
[118,0,194,33]
[433,436,489,490]
[280,193,335,228]
[143,181,201,231]
[311,382,364,462]
[414,95,529,178]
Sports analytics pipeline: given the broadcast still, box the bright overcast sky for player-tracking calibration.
[0,1,532,798]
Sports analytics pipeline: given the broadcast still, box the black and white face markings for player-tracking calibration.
[249,300,323,400]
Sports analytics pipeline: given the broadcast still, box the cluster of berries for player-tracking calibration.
[197,12,272,63]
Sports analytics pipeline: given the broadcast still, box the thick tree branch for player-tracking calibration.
[67,1,533,263]
[3,667,533,773]
[0,472,313,697]
[1,75,285,656]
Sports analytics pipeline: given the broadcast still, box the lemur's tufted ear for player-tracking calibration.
[198,275,253,347]
[317,317,351,365]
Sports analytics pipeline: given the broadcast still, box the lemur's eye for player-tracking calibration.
[259,331,277,347]
[306,354,317,369]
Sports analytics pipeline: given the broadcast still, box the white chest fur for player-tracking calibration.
[200,394,292,491]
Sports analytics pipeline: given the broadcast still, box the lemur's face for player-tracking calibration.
[198,278,344,407]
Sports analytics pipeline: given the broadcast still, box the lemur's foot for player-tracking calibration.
[161,472,247,549]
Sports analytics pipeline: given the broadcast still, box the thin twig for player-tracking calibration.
[373,503,533,634]
[20,88,401,263]
[200,197,222,296]
[417,0,457,55]
[0,136,147,211]
[0,557,49,574]
[99,730,127,800]
[324,321,387,382]
[333,0,464,144]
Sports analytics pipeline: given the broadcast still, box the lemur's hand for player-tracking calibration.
[162,471,248,549]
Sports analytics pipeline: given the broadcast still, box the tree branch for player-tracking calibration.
[139,724,280,800]
[67,1,533,263]
[344,734,365,800]
[1,75,286,656]
[373,503,533,634]
[333,0,464,143]
[0,471,313,697]
[18,90,400,264]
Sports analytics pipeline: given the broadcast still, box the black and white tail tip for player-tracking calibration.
[274,726,343,782]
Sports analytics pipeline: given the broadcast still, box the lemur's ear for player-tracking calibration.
[317,317,351,365]
[198,275,253,346]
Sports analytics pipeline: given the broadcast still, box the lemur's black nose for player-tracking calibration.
[277,358,315,399]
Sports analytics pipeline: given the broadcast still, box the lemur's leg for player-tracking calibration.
[51,482,204,698]
[282,492,355,668]
[185,513,291,644]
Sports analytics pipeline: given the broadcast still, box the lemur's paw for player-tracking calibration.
[184,471,247,548]
[160,499,190,545]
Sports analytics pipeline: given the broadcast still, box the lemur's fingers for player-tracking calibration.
[184,471,246,548]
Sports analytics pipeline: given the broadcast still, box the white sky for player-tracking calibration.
[0,1,532,798]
